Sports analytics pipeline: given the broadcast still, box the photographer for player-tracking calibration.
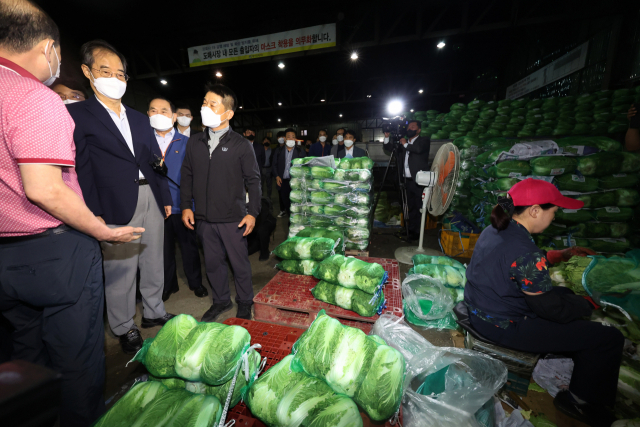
[383,120,430,241]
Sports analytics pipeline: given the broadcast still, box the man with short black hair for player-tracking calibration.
[331,127,346,155]
[331,129,367,158]
[309,129,331,156]
[68,39,175,355]
[181,83,261,322]
[147,97,206,302]
[244,125,265,169]
[272,127,303,217]
[175,104,193,137]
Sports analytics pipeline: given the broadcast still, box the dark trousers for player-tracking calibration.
[164,214,202,294]
[196,221,254,305]
[470,314,624,406]
[277,178,292,213]
[405,178,424,235]
[261,167,273,199]
[0,228,105,427]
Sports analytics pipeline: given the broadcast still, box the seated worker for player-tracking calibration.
[464,178,625,427]
[330,129,367,158]
[247,197,277,261]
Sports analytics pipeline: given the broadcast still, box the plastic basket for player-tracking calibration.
[438,228,479,258]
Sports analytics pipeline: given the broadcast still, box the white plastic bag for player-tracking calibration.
[531,357,573,398]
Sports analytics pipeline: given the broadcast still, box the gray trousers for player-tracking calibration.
[101,185,166,335]
[196,221,254,305]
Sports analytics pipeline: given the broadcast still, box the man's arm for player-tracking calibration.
[271,149,279,178]
[239,143,261,235]
[20,164,144,243]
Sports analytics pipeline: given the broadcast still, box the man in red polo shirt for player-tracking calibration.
[0,1,143,426]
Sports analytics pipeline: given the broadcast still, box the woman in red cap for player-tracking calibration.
[464,178,625,427]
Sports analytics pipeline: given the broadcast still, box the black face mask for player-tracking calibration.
[263,143,270,147]
[246,134,255,141]
[405,129,418,138]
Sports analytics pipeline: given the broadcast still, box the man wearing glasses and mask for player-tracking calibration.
[67,39,175,355]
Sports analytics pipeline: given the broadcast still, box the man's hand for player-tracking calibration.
[102,226,145,244]
[182,209,195,230]
[164,206,172,219]
[276,176,282,187]
[628,105,637,121]
[399,138,407,146]
[384,132,390,138]
[96,216,106,225]
[238,215,256,236]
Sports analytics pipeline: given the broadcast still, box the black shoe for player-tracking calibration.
[162,286,179,302]
[141,313,176,328]
[201,301,233,322]
[553,390,617,427]
[236,303,252,320]
[193,286,208,298]
[259,253,270,261]
[119,328,143,354]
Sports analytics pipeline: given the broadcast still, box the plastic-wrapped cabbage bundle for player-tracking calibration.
[553,208,595,225]
[345,239,369,251]
[598,173,639,189]
[586,238,631,253]
[569,191,616,209]
[343,205,371,218]
[412,254,464,269]
[402,274,455,321]
[93,381,168,427]
[529,156,578,176]
[576,152,625,177]
[308,215,337,228]
[289,166,311,178]
[335,216,369,228]
[312,280,384,317]
[290,177,307,191]
[370,314,507,427]
[309,166,334,179]
[312,254,386,294]
[245,355,363,427]
[334,192,371,206]
[288,224,306,238]
[290,311,405,421]
[290,190,307,203]
[337,157,374,170]
[310,180,353,193]
[345,227,370,240]
[408,264,467,288]
[276,259,320,275]
[307,190,334,205]
[290,203,305,214]
[290,214,309,225]
[334,168,372,182]
[273,236,337,260]
[295,227,343,241]
[594,207,634,222]
[555,174,599,192]
[485,161,531,178]
[621,152,640,173]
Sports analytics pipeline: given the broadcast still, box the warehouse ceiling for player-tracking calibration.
[38,0,638,126]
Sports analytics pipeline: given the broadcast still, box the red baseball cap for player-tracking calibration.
[508,178,584,209]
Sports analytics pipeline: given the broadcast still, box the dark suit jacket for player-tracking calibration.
[330,144,367,159]
[252,140,265,169]
[271,146,304,178]
[67,96,172,224]
[383,135,431,178]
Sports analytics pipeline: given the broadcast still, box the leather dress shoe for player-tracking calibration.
[201,302,233,322]
[118,328,143,354]
[193,286,208,298]
[141,312,176,328]
[162,286,179,302]
[236,303,252,320]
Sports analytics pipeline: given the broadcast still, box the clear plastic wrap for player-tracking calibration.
[289,203,306,214]
[412,254,465,269]
[289,190,307,204]
[345,239,369,251]
[291,155,337,168]
[401,274,454,321]
[333,168,373,182]
[334,192,371,206]
[407,264,467,289]
[272,236,338,261]
[276,259,321,276]
[308,215,338,228]
[308,190,335,205]
[289,213,309,225]
[335,216,369,228]
[336,157,374,170]
[345,227,370,240]
[289,166,311,178]
[290,177,308,191]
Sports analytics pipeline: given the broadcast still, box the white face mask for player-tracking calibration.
[91,72,127,100]
[383,137,390,143]
[286,140,296,148]
[332,139,338,145]
[43,41,60,87]
[177,116,192,127]
[319,136,327,142]
[337,135,344,142]
[344,140,354,148]
[201,106,228,128]
[149,114,174,131]
[63,99,79,105]
[278,138,285,144]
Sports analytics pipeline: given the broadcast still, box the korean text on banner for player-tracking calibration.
[188,24,336,67]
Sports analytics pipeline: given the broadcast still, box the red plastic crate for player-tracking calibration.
[253,257,402,332]
[222,318,403,427]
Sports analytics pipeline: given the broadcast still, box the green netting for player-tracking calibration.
[407,264,467,289]
[276,259,321,275]
[412,254,464,269]
[311,280,384,317]
[272,236,337,261]
[312,254,386,294]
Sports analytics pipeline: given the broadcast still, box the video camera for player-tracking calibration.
[381,115,408,148]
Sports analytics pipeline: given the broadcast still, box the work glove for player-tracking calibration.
[546,246,597,264]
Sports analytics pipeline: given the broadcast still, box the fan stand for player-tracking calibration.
[395,172,445,264]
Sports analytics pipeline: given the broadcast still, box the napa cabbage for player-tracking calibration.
[142,314,198,378]
[93,381,167,427]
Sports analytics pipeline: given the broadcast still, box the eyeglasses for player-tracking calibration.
[58,93,85,101]
[91,67,129,82]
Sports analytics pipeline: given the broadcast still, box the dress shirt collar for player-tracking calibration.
[95,94,126,119]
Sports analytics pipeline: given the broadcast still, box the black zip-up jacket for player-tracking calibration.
[180,126,261,222]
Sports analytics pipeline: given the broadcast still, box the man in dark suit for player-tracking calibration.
[383,120,430,241]
[243,126,265,170]
[272,128,304,217]
[331,129,368,158]
[68,40,175,354]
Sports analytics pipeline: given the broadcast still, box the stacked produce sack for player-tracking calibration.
[272,235,339,275]
[373,191,402,226]
[310,254,387,317]
[131,314,262,409]
[93,381,224,427]
[289,156,374,251]
[409,109,440,138]
[277,228,344,275]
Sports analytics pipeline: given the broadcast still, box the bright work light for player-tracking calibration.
[437,41,446,49]
[387,100,403,115]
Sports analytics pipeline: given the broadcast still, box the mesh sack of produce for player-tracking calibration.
[621,152,640,173]
[594,206,634,222]
[334,192,370,206]
[529,156,578,176]
[343,205,371,218]
[586,238,631,253]
[245,355,363,427]
[412,254,464,269]
[312,254,387,294]
[337,157,374,170]
[608,123,628,133]
[345,239,369,251]
[276,259,321,275]
[290,190,307,204]
[333,169,372,182]
[453,136,480,149]
[577,152,625,177]
[407,263,466,288]
[290,310,405,421]
[468,100,486,110]
[486,161,531,178]
[296,227,343,242]
[309,215,337,228]
[273,236,337,261]
[335,216,369,228]
[311,280,385,317]
[568,191,616,209]
[290,204,305,214]
[345,227,370,240]
[93,381,168,427]
[484,177,520,191]
[599,173,639,189]
[494,115,510,124]
[403,301,459,331]
[402,274,455,321]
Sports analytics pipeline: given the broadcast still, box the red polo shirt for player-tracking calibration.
[0,57,83,236]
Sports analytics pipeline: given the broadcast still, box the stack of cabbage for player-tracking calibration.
[132,314,258,408]
[93,381,223,427]
[373,191,402,226]
[289,310,405,422]
[277,228,344,275]
[272,235,339,277]
[430,89,639,141]
[311,255,387,317]
[289,156,374,251]
[245,354,363,427]
[407,109,441,138]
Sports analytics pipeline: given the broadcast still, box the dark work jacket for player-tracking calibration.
[160,131,189,214]
[464,222,540,323]
[309,141,332,157]
[383,135,431,178]
[271,145,304,178]
[251,140,265,169]
[180,127,261,222]
[67,96,172,224]
[330,144,367,158]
